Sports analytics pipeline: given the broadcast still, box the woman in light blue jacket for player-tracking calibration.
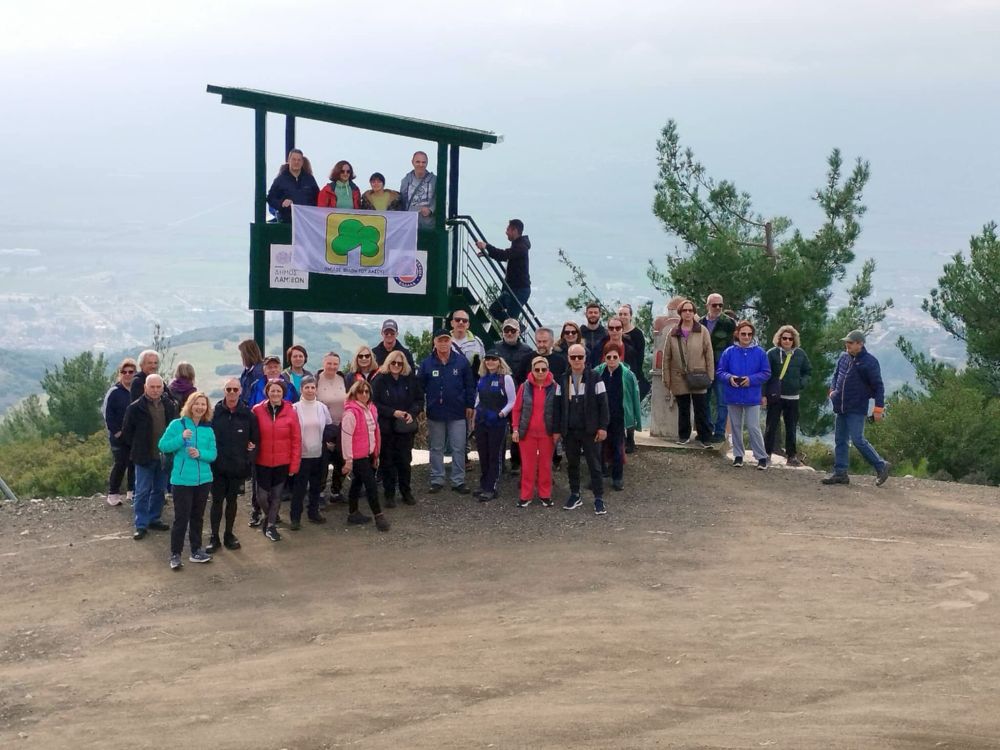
[158,392,218,570]
[716,320,771,469]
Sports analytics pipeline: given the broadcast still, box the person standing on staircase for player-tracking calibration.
[476,219,531,326]
[450,309,486,374]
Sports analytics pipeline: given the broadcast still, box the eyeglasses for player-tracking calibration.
[389,361,403,367]
[533,367,548,373]
[562,330,577,336]
[780,336,794,341]
[738,332,754,337]
[680,308,695,314]
[568,354,585,361]
[605,354,620,361]
[358,353,372,359]
[120,368,135,374]
[453,317,469,323]
[710,303,723,308]
[225,387,240,393]
[607,325,623,331]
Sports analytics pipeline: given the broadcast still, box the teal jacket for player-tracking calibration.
[593,362,642,430]
[158,417,218,487]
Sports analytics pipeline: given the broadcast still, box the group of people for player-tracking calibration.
[103,293,891,570]
[266,149,437,229]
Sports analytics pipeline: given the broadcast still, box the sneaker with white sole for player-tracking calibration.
[563,494,583,510]
[516,498,532,508]
[106,493,123,506]
[169,554,182,570]
[594,498,607,515]
[732,457,744,468]
[189,550,212,563]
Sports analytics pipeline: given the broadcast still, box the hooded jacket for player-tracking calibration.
[485,235,531,289]
[512,371,562,437]
[158,417,218,487]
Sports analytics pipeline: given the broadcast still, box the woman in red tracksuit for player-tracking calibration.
[251,380,301,542]
[341,380,390,532]
[511,356,562,508]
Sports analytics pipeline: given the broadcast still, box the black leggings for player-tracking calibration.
[764,398,800,457]
[171,483,210,555]
[380,430,414,497]
[348,456,382,516]
[108,445,135,494]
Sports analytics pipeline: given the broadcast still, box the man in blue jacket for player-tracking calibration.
[822,330,891,486]
[419,330,475,494]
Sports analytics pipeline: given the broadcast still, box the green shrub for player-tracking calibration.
[0,431,110,499]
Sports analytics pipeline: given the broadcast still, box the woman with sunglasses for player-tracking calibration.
[716,320,771,469]
[342,380,390,531]
[348,346,380,384]
[663,299,715,448]
[317,160,362,208]
[595,343,642,491]
[102,357,137,506]
[371,351,422,507]
[556,321,585,354]
[473,350,517,501]
[511,356,562,508]
[591,315,636,369]
[763,325,812,467]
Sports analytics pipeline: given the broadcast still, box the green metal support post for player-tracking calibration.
[253,108,267,351]
[282,115,296,365]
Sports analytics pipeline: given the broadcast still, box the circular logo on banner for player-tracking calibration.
[394,257,424,288]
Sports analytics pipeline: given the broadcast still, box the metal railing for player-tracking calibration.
[447,215,541,348]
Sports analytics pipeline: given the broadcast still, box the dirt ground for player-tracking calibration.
[2,448,1000,749]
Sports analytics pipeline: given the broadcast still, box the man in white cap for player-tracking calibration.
[822,329,891,486]
[373,318,415,370]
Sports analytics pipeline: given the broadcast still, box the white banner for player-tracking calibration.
[269,244,309,289]
[291,205,417,277]
[388,250,428,295]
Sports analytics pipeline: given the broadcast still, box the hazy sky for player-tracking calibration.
[2,0,998,317]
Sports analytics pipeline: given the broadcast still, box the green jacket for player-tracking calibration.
[593,362,642,430]
[158,417,218,487]
[700,314,736,364]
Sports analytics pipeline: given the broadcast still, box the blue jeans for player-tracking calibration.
[133,459,167,530]
[833,412,885,475]
[428,419,467,487]
[709,377,728,436]
[489,286,531,324]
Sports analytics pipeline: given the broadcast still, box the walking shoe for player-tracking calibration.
[169,554,182,570]
[347,511,372,525]
[205,536,222,554]
[451,484,471,495]
[264,526,281,541]
[401,490,416,505]
[189,549,212,563]
[275,514,283,525]
[307,513,326,524]
[126,490,134,502]
[787,456,802,467]
[428,484,444,494]
[540,498,554,507]
[710,433,727,444]
[383,494,397,509]
[876,462,892,487]
[625,444,636,454]
[106,493,123,506]
[374,514,391,532]
[594,498,607,515]
[732,457,744,468]
[248,509,262,527]
[223,535,241,550]
[821,473,850,485]
[133,528,147,540]
[757,459,767,471]
[552,455,562,469]
[563,494,583,510]
[478,492,495,503]
[516,498,532,508]
[328,492,346,504]
[700,441,714,450]
[289,519,301,531]
[612,479,624,491]
[675,437,691,445]
[472,489,484,498]
[148,520,170,532]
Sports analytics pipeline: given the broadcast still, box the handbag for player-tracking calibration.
[393,416,419,434]
[677,334,712,390]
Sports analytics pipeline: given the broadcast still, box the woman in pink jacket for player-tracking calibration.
[341,380,390,532]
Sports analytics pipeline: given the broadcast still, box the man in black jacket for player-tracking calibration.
[477,219,531,324]
[372,319,416,370]
[559,344,610,515]
[121,374,177,540]
[208,378,260,552]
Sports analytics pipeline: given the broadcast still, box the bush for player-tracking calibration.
[0,431,110,499]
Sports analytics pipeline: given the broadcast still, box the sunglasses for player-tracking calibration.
[605,354,620,360]
[533,367,549,373]
[710,303,723,308]
[389,360,403,366]
[225,387,240,393]
[120,368,136,374]
[568,354,585,361]
[607,325,623,331]
[503,327,517,333]
[358,353,372,359]
[738,332,754,337]
[562,330,578,336]
[780,336,794,341]
[680,308,695,314]
[453,317,469,323]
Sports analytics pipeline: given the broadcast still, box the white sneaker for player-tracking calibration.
[126,491,134,502]
[106,493,123,506]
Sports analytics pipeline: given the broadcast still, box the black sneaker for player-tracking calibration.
[401,490,416,505]
[451,484,471,495]
[189,550,212,564]
[787,456,803,467]
[328,492,346,504]
[148,520,170,532]
[248,509,262,528]
[757,459,767,471]
[563,494,582,510]
[821,473,850,485]
[288,519,301,531]
[133,528,147,541]
[675,437,691,445]
[552,455,562,469]
[540,498,553,507]
[732,457,744,468]
[478,492,495,503]
[383,494,397,509]
[594,498,607,515]
[307,513,326,524]
[876,462,891,486]
[347,511,372,525]
[169,554,182,570]
[205,536,222,554]
[612,479,624,491]
[428,484,444,494]
[264,526,281,542]
[516,498,532,508]
[223,535,241,550]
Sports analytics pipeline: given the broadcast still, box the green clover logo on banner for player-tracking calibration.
[330,219,382,259]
